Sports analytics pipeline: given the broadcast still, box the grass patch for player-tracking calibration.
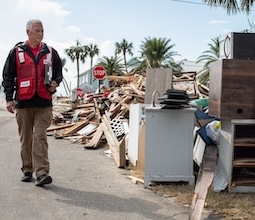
[131,168,255,219]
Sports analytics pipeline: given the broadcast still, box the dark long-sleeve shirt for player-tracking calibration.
[2,42,63,108]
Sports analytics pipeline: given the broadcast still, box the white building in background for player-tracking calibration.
[180,59,205,73]
[71,67,109,100]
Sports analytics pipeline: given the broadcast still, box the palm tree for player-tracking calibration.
[96,56,124,76]
[86,43,99,85]
[139,37,182,70]
[115,39,133,74]
[65,40,87,89]
[203,0,253,14]
[196,36,220,85]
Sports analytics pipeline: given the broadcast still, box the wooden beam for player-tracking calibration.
[101,115,126,168]
[76,103,95,109]
[54,120,89,139]
[105,75,139,82]
[84,123,104,149]
[47,123,74,132]
[189,145,218,220]
[93,98,101,123]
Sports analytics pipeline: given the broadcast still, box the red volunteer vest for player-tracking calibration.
[15,46,52,100]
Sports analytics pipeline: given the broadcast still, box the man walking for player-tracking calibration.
[2,19,63,186]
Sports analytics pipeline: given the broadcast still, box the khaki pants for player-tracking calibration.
[16,107,52,177]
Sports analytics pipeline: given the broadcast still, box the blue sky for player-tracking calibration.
[0,0,254,95]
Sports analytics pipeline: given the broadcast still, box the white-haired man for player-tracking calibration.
[2,19,63,186]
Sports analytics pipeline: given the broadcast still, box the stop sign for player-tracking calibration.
[93,66,106,80]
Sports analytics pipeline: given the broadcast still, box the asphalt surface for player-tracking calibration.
[0,109,224,220]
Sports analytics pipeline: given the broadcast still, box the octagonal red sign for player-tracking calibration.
[93,66,106,80]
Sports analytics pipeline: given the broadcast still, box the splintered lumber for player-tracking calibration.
[64,135,84,143]
[54,120,89,139]
[101,115,126,168]
[47,123,74,132]
[127,175,144,184]
[189,145,218,220]
[109,95,132,114]
[76,103,95,109]
[129,83,145,96]
[84,123,104,149]
[136,121,145,172]
[93,98,101,123]
[105,75,139,82]
[118,91,144,99]
[115,108,129,119]
[109,102,117,112]
[194,81,203,99]
[78,109,95,117]
[118,136,126,167]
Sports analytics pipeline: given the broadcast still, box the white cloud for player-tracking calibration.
[15,0,70,16]
[99,40,115,57]
[208,20,230,24]
[83,37,96,44]
[66,26,80,33]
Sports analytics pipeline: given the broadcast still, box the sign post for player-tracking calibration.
[93,66,106,93]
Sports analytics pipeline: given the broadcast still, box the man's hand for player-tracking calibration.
[47,80,58,94]
[6,101,15,114]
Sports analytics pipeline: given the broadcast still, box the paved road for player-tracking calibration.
[0,109,222,220]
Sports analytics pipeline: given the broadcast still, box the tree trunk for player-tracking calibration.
[90,58,93,85]
[76,57,80,89]
[124,53,128,74]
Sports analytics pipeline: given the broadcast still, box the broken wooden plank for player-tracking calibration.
[189,145,218,220]
[118,136,126,168]
[129,83,145,96]
[54,120,89,139]
[136,121,145,172]
[101,119,120,165]
[194,80,203,99]
[78,109,95,117]
[105,75,139,82]
[127,175,144,184]
[47,123,74,132]
[64,135,85,143]
[101,115,126,168]
[84,123,104,149]
[109,95,129,113]
[93,98,101,123]
[76,103,95,109]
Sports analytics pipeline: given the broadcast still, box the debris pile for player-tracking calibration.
[48,71,209,168]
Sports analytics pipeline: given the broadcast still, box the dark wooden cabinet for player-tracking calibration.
[209,59,255,119]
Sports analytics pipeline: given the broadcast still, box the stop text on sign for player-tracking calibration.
[94,70,105,76]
